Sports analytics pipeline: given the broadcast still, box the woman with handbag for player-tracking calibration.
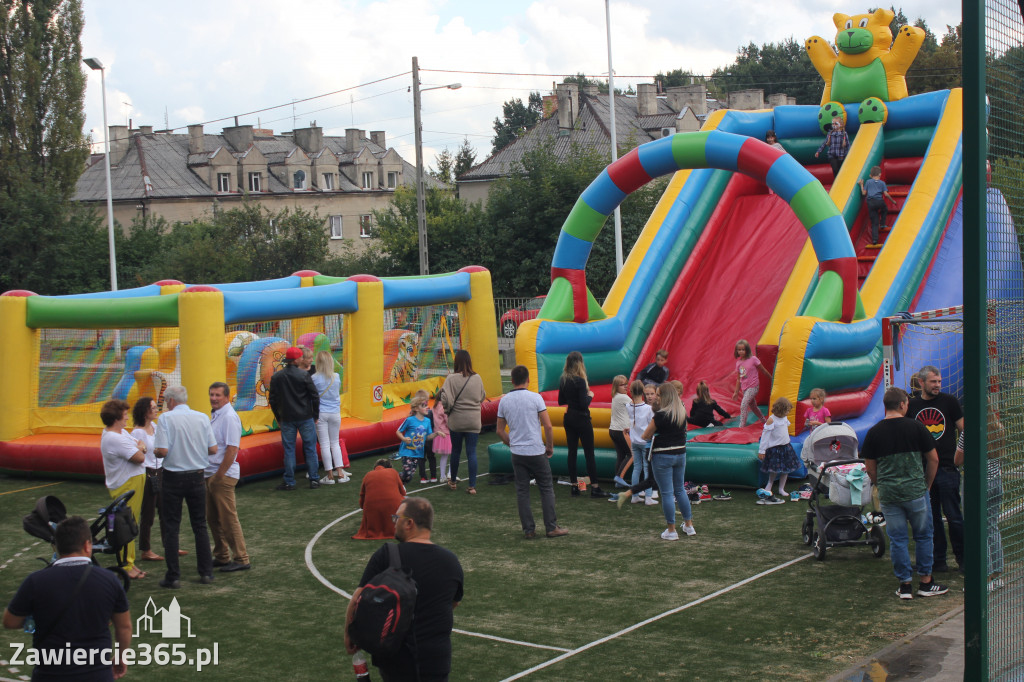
[100,399,147,578]
[441,350,486,494]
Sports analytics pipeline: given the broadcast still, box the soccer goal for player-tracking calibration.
[881,305,964,401]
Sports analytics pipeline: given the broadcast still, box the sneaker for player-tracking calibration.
[590,486,611,499]
[651,491,659,500]
[320,478,336,485]
[758,496,785,505]
[896,582,914,600]
[713,490,732,501]
[699,485,710,495]
[756,488,772,499]
[660,529,679,541]
[309,480,321,489]
[341,470,352,477]
[608,494,619,502]
[420,478,429,484]
[430,478,438,483]
[546,527,569,538]
[631,495,644,504]
[698,492,712,501]
[871,512,886,527]
[645,497,658,506]
[917,581,948,597]
[613,475,630,489]
[557,476,572,486]
[570,486,581,497]
[682,524,697,536]
[789,492,800,503]
[274,483,296,491]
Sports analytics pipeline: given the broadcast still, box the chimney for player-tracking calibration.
[370,131,386,149]
[188,124,204,154]
[222,124,254,152]
[581,84,599,96]
[345,128,363,153]
[636,83,658,117]
[108,125,130,165]
[542,94,558,118]
[767,93,789,109]
[293,125,324,154]
[665,84,707,117]
[139,125,153,135]
[727,89,764,111]
[556,83,579,130]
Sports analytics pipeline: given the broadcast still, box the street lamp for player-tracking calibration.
[605,0,623,274]
[83,57,118,293]
[412,56,461,276]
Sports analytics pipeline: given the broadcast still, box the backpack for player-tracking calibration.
[348,543,418,657]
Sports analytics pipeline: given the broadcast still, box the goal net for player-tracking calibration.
[882,306,964,402]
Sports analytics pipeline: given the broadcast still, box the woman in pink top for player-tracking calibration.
[731,339,772,427]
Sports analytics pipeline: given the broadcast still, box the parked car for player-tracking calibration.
[499,296,546,338]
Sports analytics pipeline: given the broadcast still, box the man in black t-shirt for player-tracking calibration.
[907,365,965,572]
[346,497,464,682]
[4,516,132,681]
[863,387,947,599]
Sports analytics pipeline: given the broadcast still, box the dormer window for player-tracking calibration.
[387,171,398,189]
[293,170,306,190]
[362,171,374,190]
[248,172,262,192]
[322,173,334,190]
[217,173,232,192]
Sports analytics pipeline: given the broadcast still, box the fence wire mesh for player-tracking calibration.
[986,1,1024,677]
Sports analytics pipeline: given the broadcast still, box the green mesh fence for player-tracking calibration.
[37,328,154,409]
[384,303,460,384]
[985,1,1024,677]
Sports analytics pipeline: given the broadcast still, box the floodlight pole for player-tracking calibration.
[605,0,623,273]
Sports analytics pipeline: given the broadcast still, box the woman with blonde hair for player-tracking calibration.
[557,351,610,498]
[641,384,695,540]
[312,350,347,483]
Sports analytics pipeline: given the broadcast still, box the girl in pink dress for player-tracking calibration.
[431,389,452,482]
[731,339,772,427]
[803,388,832,431]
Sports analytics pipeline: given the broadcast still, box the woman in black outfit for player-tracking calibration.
[557,351,610,498]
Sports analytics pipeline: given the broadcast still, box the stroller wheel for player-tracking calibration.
[801,519,814,546]
[869,526,886,558]
[812,531,826,561]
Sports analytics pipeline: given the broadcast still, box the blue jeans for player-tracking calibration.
[929,467,964,567]
[449,431,479,487]
[881,493,934,583]
[651,453,692,525]
[280,418,319,486]
[630,443,652,496]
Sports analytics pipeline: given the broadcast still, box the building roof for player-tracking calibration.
[458,92,681,183]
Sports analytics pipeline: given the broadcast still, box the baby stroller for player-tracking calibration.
[800,422,885,561]
[22,490,140,593]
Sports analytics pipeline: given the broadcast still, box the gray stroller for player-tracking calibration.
[800,422,885,561]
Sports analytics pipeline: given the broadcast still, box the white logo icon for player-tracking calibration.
[136,597,196,638]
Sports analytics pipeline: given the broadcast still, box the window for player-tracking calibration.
[329,215,342,240]
[293,170,306,190]
[217,173,232,192]
[248,172,262,192]
[387,171,398,189]
[359,214,372,238]
[362,171,374,189]
[322,173,334,190]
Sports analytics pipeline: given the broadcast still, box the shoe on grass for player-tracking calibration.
[274,483,295,491]
[682,525,696,536]
[321,477,336,485]
[660,529,679,541]
[570,486,581,497]
[713,490,732,501]
[546,527,569,538]
[651,491,659,500]
[645,497,658,506]
[613,475,630,488]
[756,488,772,499]
[897,582,913,600]
[917,581,948,597]
[631,495,643,504]
[590,486,611,499]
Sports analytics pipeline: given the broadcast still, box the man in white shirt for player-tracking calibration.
[154,385,218,589]
[207,382,250,573]
[496,365,567,539]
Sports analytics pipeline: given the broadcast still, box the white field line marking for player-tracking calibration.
[304,471,566,654]
[500,553,814,681]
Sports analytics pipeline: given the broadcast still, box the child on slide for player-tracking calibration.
[803,388,832,431]
[732,339,772,426]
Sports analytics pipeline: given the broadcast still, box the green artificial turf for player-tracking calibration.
[0,431,963,680]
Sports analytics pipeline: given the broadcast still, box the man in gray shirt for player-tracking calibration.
[154,385,218,588]
[496,365,567,539]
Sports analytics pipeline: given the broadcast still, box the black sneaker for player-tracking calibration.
[590,486,611,499]
[917,581,949,597]
[570,486,581,497]
[309,480,321,489]
[896,582,913,600]
[274,483,295,491]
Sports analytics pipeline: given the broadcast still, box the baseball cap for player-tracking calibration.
[285,347,304,361]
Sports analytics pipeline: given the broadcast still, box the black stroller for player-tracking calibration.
[22,490,140,593]
[800,422,886,561]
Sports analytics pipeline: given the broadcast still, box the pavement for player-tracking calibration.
[829,606,964,681]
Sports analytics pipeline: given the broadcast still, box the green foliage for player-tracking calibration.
[491,92,543,154]
[709,38,821,105]
[655,68,697,89]
[454,137,477,179]
[987,45,1024,161]
[431,148,455,184]
[0,0,88,200]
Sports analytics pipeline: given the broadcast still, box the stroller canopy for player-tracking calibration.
[803,422,859,466]
[22,495,67,543]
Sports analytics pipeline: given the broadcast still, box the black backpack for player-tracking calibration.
[348,543,418,657]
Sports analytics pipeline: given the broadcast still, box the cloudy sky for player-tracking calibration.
[81,0,961,167]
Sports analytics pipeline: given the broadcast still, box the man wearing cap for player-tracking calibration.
[269,347,321,490]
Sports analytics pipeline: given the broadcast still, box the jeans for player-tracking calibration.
[880,493,934,583]
[160,470,213,581]
[449,431,479,486]
[314,412,342,471]
[280,418,319,486]
[929,468,964,567]
[511,454,558,534]
[630,443,653,496]
[651,453,692,525]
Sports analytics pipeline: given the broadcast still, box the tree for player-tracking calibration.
[0,0,88,200]
[491,92,543,154]
[655,69,697,89]
[907,22,962,95]
[431,148,455,184]
[454,138,477,179]
[709,38,821,105]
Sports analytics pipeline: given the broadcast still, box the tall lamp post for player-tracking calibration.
[412,56,460,276]
[605,0,623,274]
[83,57,118,293]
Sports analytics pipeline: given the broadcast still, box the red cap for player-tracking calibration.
[285,347,304,360]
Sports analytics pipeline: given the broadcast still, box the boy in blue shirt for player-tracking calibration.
[858,165,898,247]
[396,396,435,483]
